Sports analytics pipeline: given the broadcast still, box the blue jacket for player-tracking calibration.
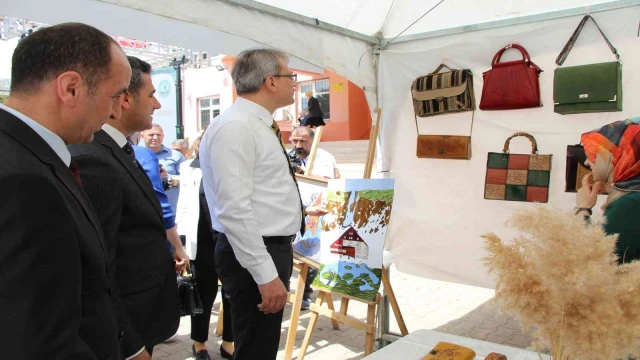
[133,145,176,229]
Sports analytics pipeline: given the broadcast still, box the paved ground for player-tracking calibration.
[154,265,533,360]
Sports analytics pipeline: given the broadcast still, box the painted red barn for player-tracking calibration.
[330,226,368,260]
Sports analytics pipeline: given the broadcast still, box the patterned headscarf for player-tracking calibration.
[581,118,640,209]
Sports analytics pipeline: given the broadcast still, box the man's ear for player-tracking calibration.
[56,71,83,106]
[264,76,277,93]
[122,91,133,110]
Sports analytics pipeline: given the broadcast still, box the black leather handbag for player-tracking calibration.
[177,265,204,316]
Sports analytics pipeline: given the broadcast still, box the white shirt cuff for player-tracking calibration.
[125,347,145,360]
[247,259,280,285]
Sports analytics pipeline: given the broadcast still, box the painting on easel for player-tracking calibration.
[313,178,394,302]
[292,175,329,262]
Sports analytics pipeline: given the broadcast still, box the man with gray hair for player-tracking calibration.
[200,48,326,360]
[171,139,189,157]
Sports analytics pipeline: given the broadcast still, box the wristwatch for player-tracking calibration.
[574,207,593,215]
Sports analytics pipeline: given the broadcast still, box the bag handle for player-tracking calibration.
[429,63,453,74]
[181,263,193,277]
[490,44,542,72]
[492,44,530,64]
[502,132,538,154]
[556,14,620,66]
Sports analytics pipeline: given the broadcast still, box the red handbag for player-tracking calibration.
[479,44,543,110]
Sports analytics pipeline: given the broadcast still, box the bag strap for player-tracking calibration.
[502,132,538,154]
[430,63,453,74]
[556,14,620,66]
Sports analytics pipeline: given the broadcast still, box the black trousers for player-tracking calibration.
[304,268,318,298]
[215,233,293,360]
[191,233,233,343]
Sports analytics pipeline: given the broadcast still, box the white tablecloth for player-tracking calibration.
[363,329,549,360]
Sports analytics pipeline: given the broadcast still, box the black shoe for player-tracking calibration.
[220,345,234,360]
[192,344,211,360]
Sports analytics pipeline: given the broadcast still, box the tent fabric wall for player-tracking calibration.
[378,6,640,288]
[5,0,640,289]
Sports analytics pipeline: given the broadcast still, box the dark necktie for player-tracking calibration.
[271,121,306,235]
[122,142,147,174]
[69,160,82,186]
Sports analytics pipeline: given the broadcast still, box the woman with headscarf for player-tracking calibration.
[576,118,640,263]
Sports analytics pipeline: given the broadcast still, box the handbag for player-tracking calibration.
[479,44,543,110]
[416,134,471,160]
[411,64,475,117]
[565,144,607,193]
[553,15,622,114]
[177,264,204,316]
[484,132,551,202]
[421,342,476,360]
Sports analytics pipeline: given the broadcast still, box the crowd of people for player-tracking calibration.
[2,20,640,360]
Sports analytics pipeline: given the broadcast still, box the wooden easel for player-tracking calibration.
[284,108,408,360]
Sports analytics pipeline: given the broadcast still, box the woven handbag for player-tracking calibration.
[411,64,475,117]
[565,144,607,193]
[484,132,551,202]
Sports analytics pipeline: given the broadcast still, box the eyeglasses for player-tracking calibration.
[269,74,298,82]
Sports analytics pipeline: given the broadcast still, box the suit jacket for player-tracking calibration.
[0,109,119,359]
[69,130,179,357]
[307,96,323,118]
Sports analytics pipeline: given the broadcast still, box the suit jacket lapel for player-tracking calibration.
[94,130,164,221]
[0,109,108,256]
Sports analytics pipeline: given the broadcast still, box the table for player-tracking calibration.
[362,329,549,360]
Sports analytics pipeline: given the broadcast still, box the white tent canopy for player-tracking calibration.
[5,0,640,288]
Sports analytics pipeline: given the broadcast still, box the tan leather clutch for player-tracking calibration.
[421,341,476,360]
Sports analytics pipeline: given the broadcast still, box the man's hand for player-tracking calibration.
[173,246,189,272]
[257,277,288,314]
[305,206,329,216]
[576,173,603,210]
[294,165,304,174]
[131,350,151,360]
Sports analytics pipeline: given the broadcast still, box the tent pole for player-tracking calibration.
[216,0,379,45]
[383,0,640,45]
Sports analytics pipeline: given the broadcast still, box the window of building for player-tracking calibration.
[199,95,220,130]
[299,78,330,120]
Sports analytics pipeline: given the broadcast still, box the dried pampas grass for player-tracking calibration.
[482,206,640,360]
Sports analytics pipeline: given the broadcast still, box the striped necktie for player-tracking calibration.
[271,121,306,235]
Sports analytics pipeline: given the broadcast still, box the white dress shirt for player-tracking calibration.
[200,97,301,285]
[175,159,202,260]
[302,148,338,179]
[101,123,128,147]
[0,104,71,166]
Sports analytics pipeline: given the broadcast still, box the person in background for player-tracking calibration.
[69,56,187,360]
[0,22,129,359]
[287,125,340,309]
[289,126,340,179]
[300,90,325,128]
[171,138,189,157]
[176,134,234,360]
[576,118,640,263]
[142,124,185,213]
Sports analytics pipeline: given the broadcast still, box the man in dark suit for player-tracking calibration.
[69,56,187,360]
[0,23,131,358]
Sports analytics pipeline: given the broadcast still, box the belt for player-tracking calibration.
[263,235,296,244]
